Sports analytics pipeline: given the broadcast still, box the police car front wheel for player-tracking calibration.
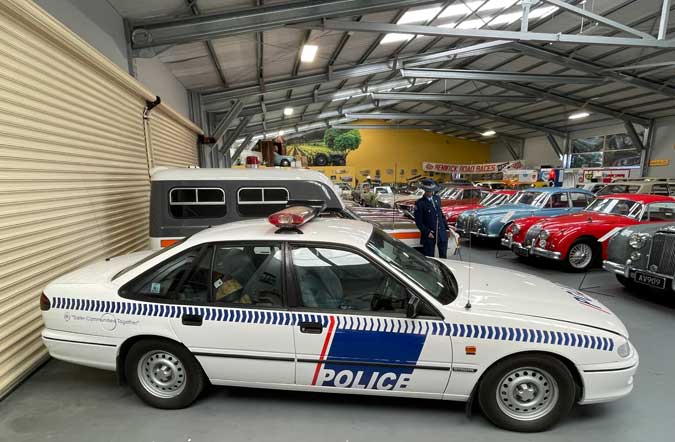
[478,354,576,432]
[125,338,205,409]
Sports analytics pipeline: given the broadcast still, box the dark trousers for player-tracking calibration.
[421,237,448,258]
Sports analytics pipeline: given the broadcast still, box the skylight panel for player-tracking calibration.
[380,33,415,44]
[397,6,443,24]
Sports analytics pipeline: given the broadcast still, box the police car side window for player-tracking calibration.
[290,246,408,313]
[121,246,213,303]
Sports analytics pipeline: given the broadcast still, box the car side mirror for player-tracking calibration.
[407,293,420,319]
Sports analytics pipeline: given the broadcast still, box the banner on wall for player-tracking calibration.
[422,160,523,174]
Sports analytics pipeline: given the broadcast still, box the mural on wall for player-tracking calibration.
[287,129,362,167]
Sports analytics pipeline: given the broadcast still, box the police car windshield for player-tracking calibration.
[367,229,457,305]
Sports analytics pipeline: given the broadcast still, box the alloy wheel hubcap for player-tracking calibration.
[496,367,559,421]
[137,350,186,398]
[569,243,593,269]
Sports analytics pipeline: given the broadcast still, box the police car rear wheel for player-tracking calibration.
[126,339,205,409]
[478,354,575,432]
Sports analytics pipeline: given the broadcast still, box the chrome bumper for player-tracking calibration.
[603,260,629,278]
[531,246,562,260]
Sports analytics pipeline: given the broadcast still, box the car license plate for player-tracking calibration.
[514,247,529,257]
[633,271,667,289]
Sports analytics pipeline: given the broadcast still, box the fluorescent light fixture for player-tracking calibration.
[397,6,442,24]
[278,130,285,136]
[283,107,294,116]
[380,33,414,44]
[569,111,590,120]
[482,130,496,137]
[300,44,318,62]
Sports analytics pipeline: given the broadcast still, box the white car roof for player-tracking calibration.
[150,167,336,188]
[184,217,375,248]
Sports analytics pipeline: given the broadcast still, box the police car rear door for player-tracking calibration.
[287,243,452,398]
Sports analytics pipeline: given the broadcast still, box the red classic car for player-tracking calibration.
[442,189,517,225]
[395,185,484,214]
[501,194,675,271]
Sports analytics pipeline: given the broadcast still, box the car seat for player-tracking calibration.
[295,266,343,308]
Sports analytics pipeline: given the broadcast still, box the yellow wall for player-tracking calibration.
[345,120,490,182]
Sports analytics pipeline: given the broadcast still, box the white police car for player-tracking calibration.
[40,207,637,432]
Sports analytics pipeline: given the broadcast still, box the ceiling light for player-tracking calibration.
[569,111,590,120]
[278,130,285,136]
[283,107,294,116]
[380,33,414,44]
[300,44,318,62]
[482,130,496,137]
[397,6,442,24]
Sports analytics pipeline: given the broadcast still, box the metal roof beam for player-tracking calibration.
[541,0,656,40]
[624,121,647,150]
[659,0,672,39]
[185,0,228,87]
[130,0,440,49]
[293,19,675,48]
[230,134,253,164]
[546,134,564,158]
[370,92,538,103]
[332,124,441,130]
[219,116,251,154]
[399,68,606,84]
[343,112,471,121]
[487,81,651,126]
[212,100,243,140]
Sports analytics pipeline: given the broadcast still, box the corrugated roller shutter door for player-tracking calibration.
[0,4,151,395]
[151,108,199,167]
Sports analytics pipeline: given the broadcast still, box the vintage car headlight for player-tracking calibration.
[629,233,648,249]
[511,224,520,235]
[630,251,642,261]
[539,229,550,240]
[617,342,632,358]
[538,239,547,248]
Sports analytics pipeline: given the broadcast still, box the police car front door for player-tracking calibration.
[289,245,452,398]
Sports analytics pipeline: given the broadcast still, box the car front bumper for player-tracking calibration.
[604,259,675,291]
[531,246,562,260]
[578,350,639,404]
[501,238,562,259]
[603,260,629,277]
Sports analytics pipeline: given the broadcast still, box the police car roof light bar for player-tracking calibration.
[269,206,317,234]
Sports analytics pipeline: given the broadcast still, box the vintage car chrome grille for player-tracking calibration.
[648,233,675,275]
[456,215,467,231]
[525,226,542,247]
[468,215,479,233]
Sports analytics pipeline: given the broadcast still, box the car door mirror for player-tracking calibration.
[407,293,420,318]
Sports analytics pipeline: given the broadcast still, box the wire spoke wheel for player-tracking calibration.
[137,350,187,399]
[496,367,559,421]
[568,242,593,269]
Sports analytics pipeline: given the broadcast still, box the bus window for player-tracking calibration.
[169,187,226,218]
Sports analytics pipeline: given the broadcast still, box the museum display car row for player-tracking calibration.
[40,206,638,433]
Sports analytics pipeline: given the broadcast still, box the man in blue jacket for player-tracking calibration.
[414,179,449,258]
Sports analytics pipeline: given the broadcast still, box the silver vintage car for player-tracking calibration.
[604,222,675,292]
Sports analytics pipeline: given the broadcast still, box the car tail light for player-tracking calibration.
[40,292,51,311]
[268,206,316,230]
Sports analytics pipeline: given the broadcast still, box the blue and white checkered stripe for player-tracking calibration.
[51,297,614,351]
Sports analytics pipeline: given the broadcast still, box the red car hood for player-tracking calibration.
[442,203,482,215]
[535,211,630,230]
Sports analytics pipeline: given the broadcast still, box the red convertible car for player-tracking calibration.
[396,185,484,214]
[501,194,675,271]
[442,189,517,225]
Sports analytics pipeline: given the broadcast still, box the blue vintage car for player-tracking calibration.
[455,187,595,239]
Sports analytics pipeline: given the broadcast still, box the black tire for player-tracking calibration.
[279,159,291,167]
[125,338,205,409]
[563,239,597,272]
[314,153,328,166]
[478,354,576,432]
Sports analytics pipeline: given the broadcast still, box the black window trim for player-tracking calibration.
[285,240,443,319]
[169,187,226,205]
[237,187,290,205]
[118,240,290,312]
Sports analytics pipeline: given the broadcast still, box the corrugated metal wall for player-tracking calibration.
[0,0,201,397]
[151,108,199,168]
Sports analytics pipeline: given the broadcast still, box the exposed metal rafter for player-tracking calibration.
[219,116,252,155]
[332,124,441,130]
[659,0,672,39]
[185,0,227,87]
[212,100,243,140]
[343,113,471,121]
[129,0,441,49]
[230,134,253,164]
[624,121,647,150]
[292,19,675,48]
[370,92,538,103]
[546,134,564,157]
[399,68,606,84]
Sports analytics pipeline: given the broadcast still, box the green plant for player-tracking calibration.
[333,130,362,152]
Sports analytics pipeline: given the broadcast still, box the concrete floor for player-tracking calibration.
[2,242,675,442]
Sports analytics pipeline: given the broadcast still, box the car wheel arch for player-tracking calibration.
[565,235,601,259]
[116,334,207,385]
[469,350,584,407]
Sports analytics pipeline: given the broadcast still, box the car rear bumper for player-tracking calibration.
[579,351,639,404]
[42,328,118,371]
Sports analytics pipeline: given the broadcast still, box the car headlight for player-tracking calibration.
[511,224,520,235]
[617,342,632,358]
[538,239,547,248]
[539,229,550,240]
[629,233,648,249]
[630,251,641,261]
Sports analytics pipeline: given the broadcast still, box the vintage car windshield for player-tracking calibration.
[511,191,548,207]
[596,184,640,195]
[437,187,457,199]
[367,228,457,305]
[585,198,643,218]
[374,186,392,194]
[481,193,509,206]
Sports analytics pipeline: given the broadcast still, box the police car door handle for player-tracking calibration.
[182,313,203,326]
[299,321,323,334]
